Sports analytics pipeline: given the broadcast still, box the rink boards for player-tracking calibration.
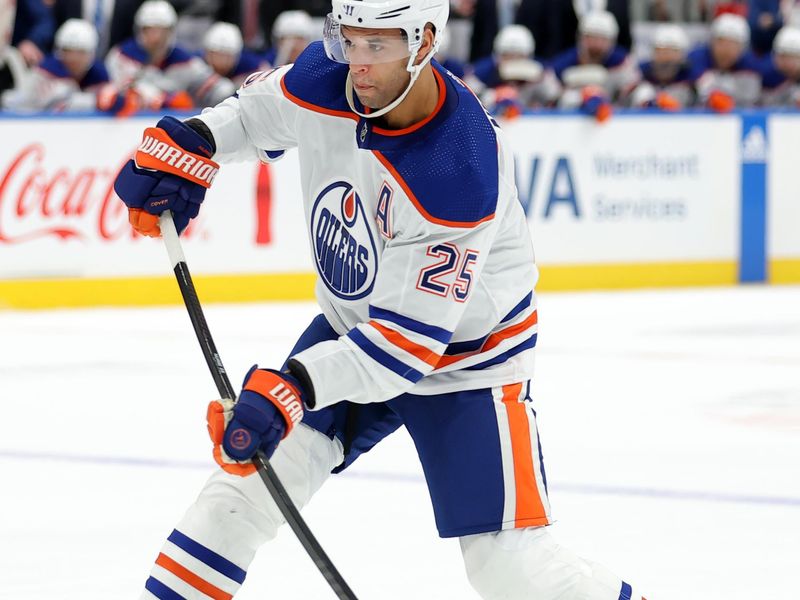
[0,110,797,308]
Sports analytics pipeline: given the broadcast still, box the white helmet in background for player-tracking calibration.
[55,19,98,54]
[324,0,450,118]
[579,10,619,41]
[774,26,800,56]
[711,13,749,45]
[652,24,689,54]
[494,25,535,58]
[272,10,314,42]
[135,0,177,30]
[204,22,243,56]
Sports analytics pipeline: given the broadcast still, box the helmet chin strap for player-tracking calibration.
[345,48,436,119]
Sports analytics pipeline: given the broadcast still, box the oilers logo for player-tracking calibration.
[310,182,378,300]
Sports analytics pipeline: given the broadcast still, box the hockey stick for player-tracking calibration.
[158,211,359,600]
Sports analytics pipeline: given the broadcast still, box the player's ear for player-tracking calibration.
[414,24,436,65]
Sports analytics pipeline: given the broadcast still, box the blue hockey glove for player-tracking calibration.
[113,116,218,237]
[206,366,307,476]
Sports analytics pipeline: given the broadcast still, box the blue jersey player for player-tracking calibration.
[114,0,647,597]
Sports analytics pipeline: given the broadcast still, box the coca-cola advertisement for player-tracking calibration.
[0,116,310,279]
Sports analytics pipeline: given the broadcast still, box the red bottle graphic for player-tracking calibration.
[255,161,272,245]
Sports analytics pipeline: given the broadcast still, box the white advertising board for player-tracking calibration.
[767,115,800,260]
[0,117,310,279]
[502,115,741,265]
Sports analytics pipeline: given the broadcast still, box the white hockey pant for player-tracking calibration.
[141,424,639,599]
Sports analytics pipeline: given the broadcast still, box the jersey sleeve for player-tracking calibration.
[195,65,300,163]
[291,205,500,410]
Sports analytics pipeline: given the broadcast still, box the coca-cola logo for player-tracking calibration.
[0,143,201,244]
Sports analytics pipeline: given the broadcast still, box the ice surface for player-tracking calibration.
[1,286,798,599]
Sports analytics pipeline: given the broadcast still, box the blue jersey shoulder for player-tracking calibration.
[163,45,193,68]
[471,55,500,87]
[281,41,350,114]
[118,38,149,63]
[81,62,110,87]
[380,66,499,226]
[688,45,760,78]
[761,58,787,89]
[39,54,70,78]
[735,51,762,73]
[263,46,277,66]
[233,50,263,77]
[440,57,466,80]
[605,46,629,69]
[549,47,580,81]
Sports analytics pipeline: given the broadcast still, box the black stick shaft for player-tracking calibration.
[159,212,359,600]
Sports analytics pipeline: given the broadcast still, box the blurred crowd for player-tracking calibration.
[1,0,800,117]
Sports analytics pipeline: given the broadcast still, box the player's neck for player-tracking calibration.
[379,66,439,130]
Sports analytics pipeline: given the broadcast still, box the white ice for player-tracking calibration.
[1,285,799,599]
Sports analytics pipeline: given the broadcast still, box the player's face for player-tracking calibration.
[278,35,310,64]
[711,37,743,70]
[498,51,528,63]
[343,27,411,109]
[205,50,237,76]
[776,52,800,79]
[140,26,172,55]
[60,48,93,79]
[651,47,684,82]
[580,34,612,64]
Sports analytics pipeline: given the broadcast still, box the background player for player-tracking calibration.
[115,0,647,597]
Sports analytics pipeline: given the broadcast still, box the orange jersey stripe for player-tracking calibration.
[155,553,234,600]
[280,76,359,122]
[436,310,538,369]
[369,321,441,368]
[501,383,548,527]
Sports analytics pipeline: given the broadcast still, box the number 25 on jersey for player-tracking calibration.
[416,243,479,303]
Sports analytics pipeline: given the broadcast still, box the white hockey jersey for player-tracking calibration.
[106,38,235,109]
[198,42,539,411]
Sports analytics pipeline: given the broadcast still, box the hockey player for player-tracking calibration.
[629,24,694,109]
[760,26,800,106]
[114,0,647,597]
[551,10,639,110]
[105,0,235,110]
[688,13,762,111]
[202,22,266,88]
[4,19,112,112]
[263,10,315,68]
[467,24,561,115]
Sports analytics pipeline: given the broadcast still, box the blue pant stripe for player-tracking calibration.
[619,581,633,600]
[145,577,187,600]
[167,529,247,584]
[347,327,424,382]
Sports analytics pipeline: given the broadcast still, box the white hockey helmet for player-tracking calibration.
[204,22,243,55]
[55,19,98,53]
[774,26,800,56]
[273,10,314,41]
[324,0,449,119]
[135,0,178,29]
[579,10,619,41]
[711,13,749,44]
[652,24,689,53]
[494,25,535,58]
[324,0,449,64]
